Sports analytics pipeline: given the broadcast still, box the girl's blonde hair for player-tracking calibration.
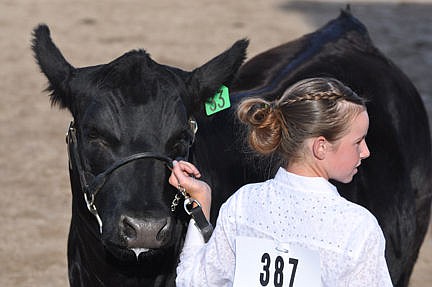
[237,77,366,165]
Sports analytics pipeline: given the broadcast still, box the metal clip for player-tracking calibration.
[275,242,290,253]
[84,192,103,234]
[189,118,198,135]
[184,197,201,215]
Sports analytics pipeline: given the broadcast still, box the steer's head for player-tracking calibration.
[32,24,247,262]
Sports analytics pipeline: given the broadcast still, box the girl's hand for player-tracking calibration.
[168,160,212,220]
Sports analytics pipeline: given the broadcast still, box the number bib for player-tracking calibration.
[233,236,321,287]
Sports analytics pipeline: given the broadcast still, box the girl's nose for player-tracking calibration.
[360,140,370,159]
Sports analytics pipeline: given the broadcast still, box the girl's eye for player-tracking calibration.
[356,138,365,145]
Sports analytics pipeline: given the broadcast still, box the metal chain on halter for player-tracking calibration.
[171,185,188,212]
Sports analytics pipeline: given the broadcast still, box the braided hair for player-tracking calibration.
[237,77,366,165]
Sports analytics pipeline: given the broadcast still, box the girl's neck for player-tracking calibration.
[286,162,328,180]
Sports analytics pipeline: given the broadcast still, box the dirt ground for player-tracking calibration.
[1,0,431,286]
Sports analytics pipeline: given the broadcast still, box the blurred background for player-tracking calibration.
[0,0,430,286]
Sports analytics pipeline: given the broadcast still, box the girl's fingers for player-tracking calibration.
[168,173,178,187]
[173,160,201,178]
[178,161,201,178]
[169,160,201,190]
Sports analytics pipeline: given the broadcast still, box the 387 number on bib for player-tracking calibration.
[233,237,321,287]
[259,253,298,287]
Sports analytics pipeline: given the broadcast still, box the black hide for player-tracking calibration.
[33,9,431,287]
[227,10,432,287]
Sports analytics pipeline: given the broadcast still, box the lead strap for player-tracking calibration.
[175,185,214,243]
[184,198,214,243]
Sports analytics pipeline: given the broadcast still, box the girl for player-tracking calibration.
[169,77,393,286]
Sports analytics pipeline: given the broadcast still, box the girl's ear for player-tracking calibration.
[312,136,328,160]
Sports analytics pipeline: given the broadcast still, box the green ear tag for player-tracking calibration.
[205,85,231,116]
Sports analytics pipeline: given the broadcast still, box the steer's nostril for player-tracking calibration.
[122,217,137,240]
[156,217,171,241]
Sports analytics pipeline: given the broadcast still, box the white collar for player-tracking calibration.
[273,167,340,197]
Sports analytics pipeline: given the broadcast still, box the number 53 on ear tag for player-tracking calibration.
[205,85,230,116]
[233,236,321,287]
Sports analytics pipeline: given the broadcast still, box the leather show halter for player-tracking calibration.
[65,120,213,242]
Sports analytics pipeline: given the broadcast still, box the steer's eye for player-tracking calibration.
[86,129,110,148]
[171,141,188,158]
[167,130,193,159]
[87,131,99,140]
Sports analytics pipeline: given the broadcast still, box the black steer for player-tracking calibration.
[33,9,431,287]
[33,24,248,286]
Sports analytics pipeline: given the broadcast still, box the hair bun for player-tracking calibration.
[238,98,283,155]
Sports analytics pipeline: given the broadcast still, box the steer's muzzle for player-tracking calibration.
[120,215,173,249]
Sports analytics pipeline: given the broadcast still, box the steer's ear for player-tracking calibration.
[187,39,249,114]
[32,24,75,111]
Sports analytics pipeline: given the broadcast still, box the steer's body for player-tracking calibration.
[228,12,432,286]
[33,10,431,287]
